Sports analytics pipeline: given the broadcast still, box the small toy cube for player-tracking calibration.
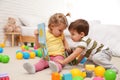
[62,73,72,80]
[52,72,60,80]
[0,73,9,80]
[85,64,95,71]
[86,71,93,78]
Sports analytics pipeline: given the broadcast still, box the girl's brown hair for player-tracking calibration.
[48,13,70,30]
[68,19,89,36]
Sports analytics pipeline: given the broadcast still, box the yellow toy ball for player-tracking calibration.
[70,68,82,78]
[16,52,23,59]
[81,72,86,78]
[0,43,5,48]
[21,45,25,50]
[94,66,105,77]
[29,52,36,59]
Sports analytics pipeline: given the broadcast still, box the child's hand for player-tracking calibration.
[34,29,39,36]
[64,44,72,53]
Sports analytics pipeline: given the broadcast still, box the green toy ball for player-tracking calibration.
[73,76,84,80]
[0,54,3,62]
[1,55,10,63]
[37,49,43,57]
[25,46,29,50]
[104,69,116,80]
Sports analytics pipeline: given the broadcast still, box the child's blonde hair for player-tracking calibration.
[48,13,70,30]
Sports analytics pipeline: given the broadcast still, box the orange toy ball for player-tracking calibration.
[29,52,36,59]
[94,66,105,77]
[16,52,23,59]
[70,68,82,77]
[0,43,5,48]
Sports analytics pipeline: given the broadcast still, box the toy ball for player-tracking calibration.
[70,68,82,77]
[0,43,5,48]
[104,69,116,80]
[21,45,25,50]
[22,49,26,52]
[94,66,105,77]
[16,52,23,59]
[24,46,29,50]
[73,76,84,80]
[29,52,36,58]
[36,49,42,57]
[0,48,3,53]
[28,50,32,52]
[93,77,104,80]
[0,54,3,62]
[81,72,86,78]
[34,46,37,50]
[23,52,30,59]
[1,55,10,63]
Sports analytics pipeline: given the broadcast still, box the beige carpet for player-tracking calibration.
[0,47,120,80]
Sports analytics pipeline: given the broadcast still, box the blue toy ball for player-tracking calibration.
[23,52,30,59]
[0,48,3,53]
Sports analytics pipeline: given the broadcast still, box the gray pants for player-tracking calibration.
[91,49,118,73]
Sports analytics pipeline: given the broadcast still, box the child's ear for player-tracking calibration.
[50,24,55,29]
[80,32,85,37]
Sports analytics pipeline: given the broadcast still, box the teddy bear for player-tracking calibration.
[3,17,22,46]
[4,17,21,33]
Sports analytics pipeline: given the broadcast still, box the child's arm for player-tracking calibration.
[63,35,71,52]
[34,29,40,48]
[58,47,84,65]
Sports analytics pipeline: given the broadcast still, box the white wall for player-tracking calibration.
[65,0,120,25]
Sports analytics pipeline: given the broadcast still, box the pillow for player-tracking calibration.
[19,15,41,27]
[89,24,120,57]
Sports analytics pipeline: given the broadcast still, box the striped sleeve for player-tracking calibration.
[77,41,87,49]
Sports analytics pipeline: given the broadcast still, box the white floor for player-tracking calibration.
[0,47,120,80]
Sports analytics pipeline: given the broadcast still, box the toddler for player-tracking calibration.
[23,13,70,74]
[57,19,119,74]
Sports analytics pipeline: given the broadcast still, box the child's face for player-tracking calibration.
[69,30,85,42]
[51,23,66,37]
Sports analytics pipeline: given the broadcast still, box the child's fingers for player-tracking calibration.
[34,29,39,35]
[66,48,72,53]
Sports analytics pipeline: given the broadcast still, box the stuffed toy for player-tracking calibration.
[4,17,21,33]
[3,17,22,46]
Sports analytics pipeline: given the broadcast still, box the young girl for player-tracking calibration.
[57,19,119,74]
[23,13,70,74]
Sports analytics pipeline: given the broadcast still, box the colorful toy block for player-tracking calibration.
[62,73,72,80]
[52,72,60,80]
[0,73,10,80]
[86,70,93,78]
[85,64,95,71]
